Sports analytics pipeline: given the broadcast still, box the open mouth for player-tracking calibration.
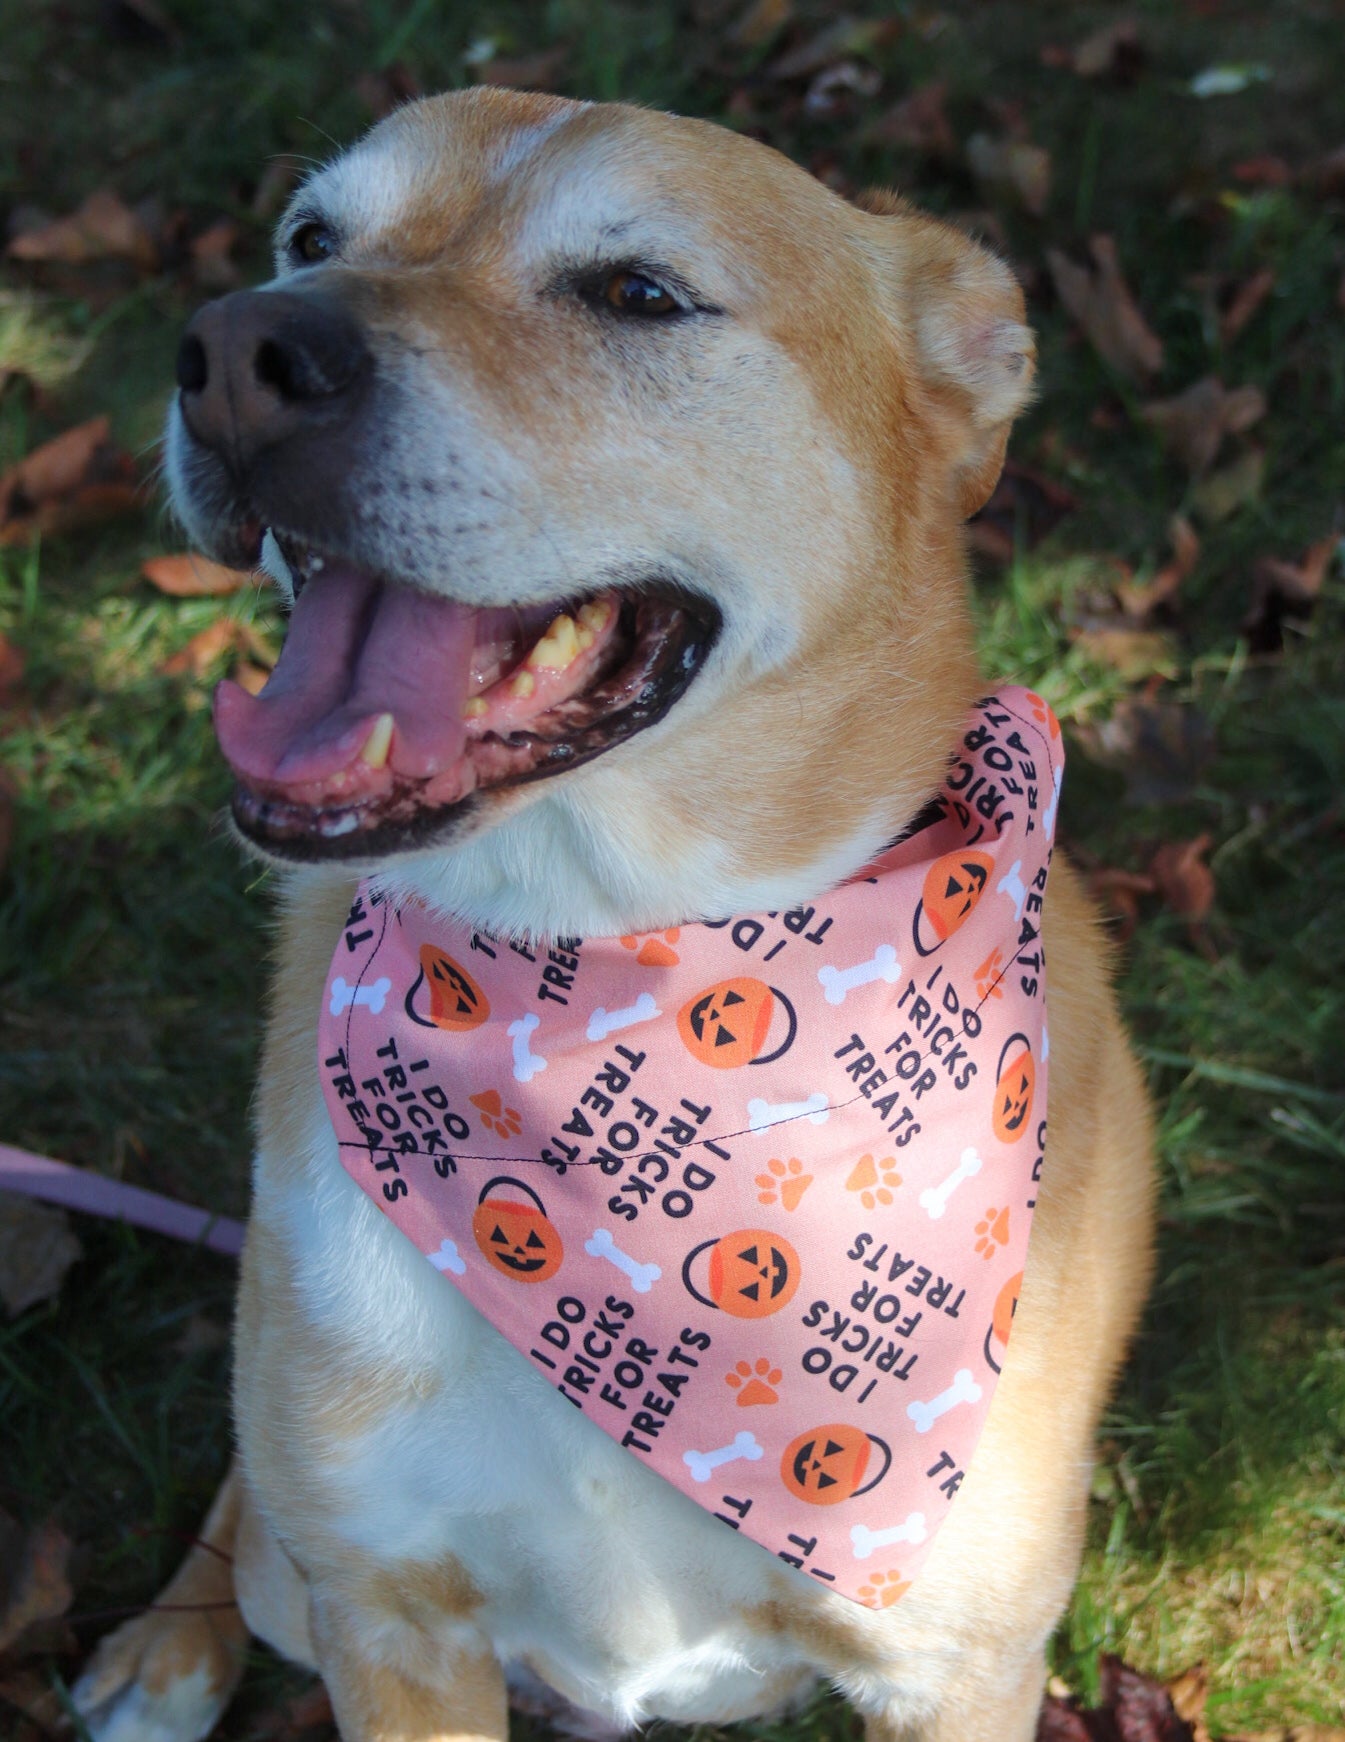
[212,534,721,859]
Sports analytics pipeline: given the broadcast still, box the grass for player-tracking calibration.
[1,1,1342,1735]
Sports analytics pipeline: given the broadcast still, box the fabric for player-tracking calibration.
[318,688,1064,1608]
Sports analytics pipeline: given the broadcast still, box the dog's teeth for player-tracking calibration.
[578,599,610,634]
[527,613,581,671]
[510,670,536,699]
[462,697,489,719]
[359,712,395,769]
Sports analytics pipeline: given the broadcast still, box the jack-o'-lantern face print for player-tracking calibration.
[683,1229,800,1318]
[913,851,994,954]
[993,1270,1022,1349]
[471,1177,563,1282]
[407,945,490,1032]
[781,1423,892,1506]
[677,978,796,1070]
[992,1035,1035,1143]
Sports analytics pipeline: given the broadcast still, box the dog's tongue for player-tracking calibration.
[214,566,476,788]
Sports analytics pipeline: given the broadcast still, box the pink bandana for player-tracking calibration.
[319,688,1063,1608]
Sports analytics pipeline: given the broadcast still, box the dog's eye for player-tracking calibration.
[602,271,679,317]
[290,222,336,266]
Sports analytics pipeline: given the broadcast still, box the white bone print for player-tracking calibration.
[906,1368,982,1434]
[428,1238,467,1275]
[997,858,1027,920]
[584,1227,661,1293]
[849,1514,929,1560]
[817,944,901,1006]
[683,1430,764,1483]
[586,991,660,1043]
[507,1013,547,1083]
[919,1147,983,1220]
[328,975,391,1016]
[747,1093,829,1135]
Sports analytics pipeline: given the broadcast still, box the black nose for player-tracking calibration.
[175,289,370,474]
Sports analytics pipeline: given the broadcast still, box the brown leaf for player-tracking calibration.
[0,417,140,545]
[1164,1664,1211,1742]
[1220,266,1276,344]
[1191,446,1264,522]
[1118,516,1200,619]
[0,630,25,704]
[1231,154,1294,188]
[6,189,157,273]
[142,553,253,597]
[966,134,1052,217]
[767,16,898,80]
[231,660,271,696]
[1043,18,1146,81]
[1140,376,1265,475]
[1150,834,1215,932]
[0,417,109,517]
[868,80,956,158]
[473,46,569,91]
[0,1513,75,1657]
[1086,865,1158,940]
[1103,1654,1198,1742]
[1073,628,1178,682]
[1047,236,1164,382]
[730,0,793,48]
[162,620,275,679]
[1074,697,1215,805]
[1244,535,1338,651]
[0,1198,83,1320]
[968,458,1077,564]
[1036,1695,1094,1742]
[190,218,243,293]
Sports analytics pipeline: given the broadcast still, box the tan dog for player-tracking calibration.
[73,90,1155,1742]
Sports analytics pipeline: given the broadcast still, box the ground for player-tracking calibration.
[0,2,1341,1737]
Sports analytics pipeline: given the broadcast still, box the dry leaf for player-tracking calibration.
[1164,1664,1211,1742]
[1074,697,1215,805]
[1073,628,1178,682]
[1042,18,1145,81]
[0,630,25,703]
[1150,833,1215,931]
[0,416,109,517]
[768,16,897,80]
[190,218,243,292]
[804,60,882,116]
[1037,1656,1201,1742]
[1244,535,1338,651]
[1221,266,1276,344]
[0,1197,83,1319]
[231,660,271,696]
[1140,376,1265,475]
[730,0,792,47]
[0,417,140,545]
[1047,236,1164,382]
[6,189,157,273]
[968,458,1077,564]
[473,46,569,90]
[142,552,253,597]
[1191,445,1264,521]
[868,80,956,157]
[1086,865,1157,941]
[966,134,1052,217]
[162,620,275,679]
[0,1512,75,1658]
[1231,153,1294,188]
[1118,516,1200,619]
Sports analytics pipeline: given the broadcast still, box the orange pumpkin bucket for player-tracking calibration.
[912,849,994,955]
[682,1228,801,1318]
[471,1176,564,1282]
[405,945,491,1032]
[991,1033,1035,1143]
[676,977,796,1070]
[780,1423,892,1506]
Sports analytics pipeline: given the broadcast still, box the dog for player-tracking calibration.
[73,89,1155,1742]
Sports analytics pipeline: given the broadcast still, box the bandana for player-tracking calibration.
[319,688,1063,1609]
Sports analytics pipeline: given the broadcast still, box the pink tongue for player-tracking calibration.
[213,566,477,786]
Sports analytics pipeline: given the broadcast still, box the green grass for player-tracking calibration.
[1,2,1342,1735]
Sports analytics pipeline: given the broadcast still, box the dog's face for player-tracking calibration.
[168,90,1033,934]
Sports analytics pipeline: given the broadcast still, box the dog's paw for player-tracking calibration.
[71,1605,247,1742]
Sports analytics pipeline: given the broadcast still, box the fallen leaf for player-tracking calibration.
[1189,62,1271,98]
[1244,534,1338,652]
[0,630,25,703]
[1231,154,1293,188]
[473,46,569,90]
[1043,18,1146,81]
[1140,376,1265,474]
[1072,628,1178,682]
[1150,834,1215,946]
[1037,1657,1200,1742]
[6,189,157,273]
[142,553,254,597]
[1164,1664,1211,1742]
[0,1198,83,1319]
[1190,445,1264,521]
[730,0,793,48]
[1085,865,1157,941]
[231,660,271,696]
[968,458,1077,564]
[0,416,108,516]
[1046,236,1164,382]
[190,218,243,293]
[966,133,1052,217]
[868,80,956,158]
[803,59,882,117]
[1118,516,1200,619]
[768,16,897,80]
[162,620,276,679]
[0,417,140,545]
[0,1512,75,1657]
[1220,266,1276,344]
[1074,697,1215,804]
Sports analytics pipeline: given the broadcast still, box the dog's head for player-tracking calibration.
[168,90,1033,934]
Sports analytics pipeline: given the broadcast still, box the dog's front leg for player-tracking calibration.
[864,1652,1047,1742]
[311,1599,508,1742]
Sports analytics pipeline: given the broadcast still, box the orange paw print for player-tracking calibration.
[974,1205,1011,1258]
[857,1568,912,1609]
[470,1089,523,1138]
[845,1153,902,1209]
[619,929,681,968]
[1028,692,1062,739]
[725,1357,782,1406]
[756,1156,813,1211]
[974,947,1006,1000]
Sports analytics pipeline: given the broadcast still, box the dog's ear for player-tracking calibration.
[857,189,1035,518]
